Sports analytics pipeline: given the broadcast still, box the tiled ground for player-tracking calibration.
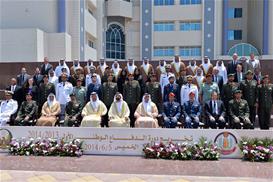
[0,154,272,182]
[0,170,272,182]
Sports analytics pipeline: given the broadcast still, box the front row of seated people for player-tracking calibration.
[0,89,252,129]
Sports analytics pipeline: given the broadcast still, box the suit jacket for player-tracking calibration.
[183,100,201,118]
[234,72,244,83]
[6,85,23,106]
[205,100,225,118]
[162,101,181,119]
[163,83,180,103]
[212,75,224,92]
[86,83,102,102]
[227,61,240,74]
[40,63,53,75]
[33,74,43,87]
[16,74,31,87]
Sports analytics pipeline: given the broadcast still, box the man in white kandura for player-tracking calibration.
[81,92,107,127]
[134,93,159,128]
[108,92,130,127]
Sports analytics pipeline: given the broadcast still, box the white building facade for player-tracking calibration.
[0,0,273,62]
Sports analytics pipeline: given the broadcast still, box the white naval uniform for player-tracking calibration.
[56,82,73,105]
[0,99,18,126]
[159,72,175,94]
[180,83,199,105]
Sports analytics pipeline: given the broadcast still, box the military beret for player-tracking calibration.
[187,75,193,79]
[228,73,235,77]
[26,92,33,96]
[189,91,195,96]
[169,92,175,97]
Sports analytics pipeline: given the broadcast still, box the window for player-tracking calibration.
[180,47,201,56]
[154,0,174,6]
[228,8,242,18]
[180,0,201,5]
[228,30,242,40]
[180,21,201,31]
[106,24,125,59]
[154,22,175,31]
[88,40,94,48]
[154,47,174,56]
[228,43,260,57]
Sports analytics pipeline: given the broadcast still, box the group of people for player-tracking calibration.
[0,53,272,130]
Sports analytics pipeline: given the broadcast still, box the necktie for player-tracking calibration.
[213,101,216,114]
[188,84,190,88]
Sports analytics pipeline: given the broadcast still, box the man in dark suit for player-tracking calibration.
[162,92,181,128]
[234,64,244,83]
[205,91,226,129]
[86,74,102,102]
[183,91,201,128]
[40,57,53,75]
[163,75,180,103]
[227,53,240,74]
[6,78,23,107]
[212,67,224,93]
[33,67,43,87]
[16,67,30,87]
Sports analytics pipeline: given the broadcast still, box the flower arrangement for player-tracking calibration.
[143,137,220,160]
[239,137,273,162]
[9,137,83,157]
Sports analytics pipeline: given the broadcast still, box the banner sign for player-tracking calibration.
[0,126,272,158]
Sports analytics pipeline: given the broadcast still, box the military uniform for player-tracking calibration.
[183,100,201,128]
[229,98,251,129]
[240,79,257,125]
[162,101,181,128]
[64,101,82,127]
[38,82,55,112]
[123,80,141,127]
[257,83,273,129]
[14,100,37,126]
[163,83,180,103]
[102,82,118,127]
[144,81,162,112]
[221,82,238,110]
[73,86,86,106]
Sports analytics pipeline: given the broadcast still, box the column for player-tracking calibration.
[141,0,152,60]
[58,0,66,33]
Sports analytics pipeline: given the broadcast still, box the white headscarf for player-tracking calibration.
[142,58,149,74]
[47,93,57,108]
[142,94,152,113]
[173,56,181,73]
[114,93,123,113]
[159,60,166,73]
[48,70,58,85]
[195,68,204,88]
[112,61,120,77]
[90,93,100,112]
[202,57,211,74]
[73,59,81,72]
[55,60,70,77]
[127,59,136,74]
[189,60,197,72]
[215,60,228,84]
[99,59,107,74]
